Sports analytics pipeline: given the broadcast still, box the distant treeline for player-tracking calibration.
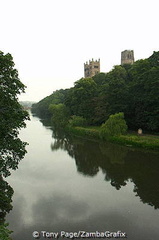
[19,101,35,108]
[32,51,159,132]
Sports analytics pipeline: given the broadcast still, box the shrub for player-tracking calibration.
[100,112,128,138]
[68,116,87,127]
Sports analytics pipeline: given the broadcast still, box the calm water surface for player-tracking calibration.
[6,113,159,240]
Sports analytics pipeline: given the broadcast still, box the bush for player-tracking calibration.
[68,116,87,127]
[100,112,128,138]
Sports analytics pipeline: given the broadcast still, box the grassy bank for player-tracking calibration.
[67,126,159,151]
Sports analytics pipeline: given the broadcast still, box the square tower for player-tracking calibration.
[84,58,100,78]
[121,50,134,65]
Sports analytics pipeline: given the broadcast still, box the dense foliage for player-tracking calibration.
[68,116,87,127]
[100,112,128,138]
[49,103,70,128]
[0,223,12,240]
[65,78,97,124]
[32,51,159,132]
[0,51,29,177]
[0,51,29,239]
[32,89,68,118]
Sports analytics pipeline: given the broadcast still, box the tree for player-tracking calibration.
[49,103,70,128]
[105,65,129,115]
[68,115,87,127]
[0,177,13,239]
[100,112,128,138]
[65,78,97,123]
[32,88,67,118]
[126,53,159,131]
[0,223,12,240]
[0,51,29,177]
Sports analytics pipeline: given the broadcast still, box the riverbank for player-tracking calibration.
[66,126,159,151]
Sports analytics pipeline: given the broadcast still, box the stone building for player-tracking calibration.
[121,50,134,65]
[84,58,100,78]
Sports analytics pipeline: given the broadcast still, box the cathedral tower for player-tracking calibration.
[84,58,100,78]
[121,50,134,65]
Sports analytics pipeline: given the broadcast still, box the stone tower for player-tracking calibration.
[121,50,134,65]
[84,58,100,78]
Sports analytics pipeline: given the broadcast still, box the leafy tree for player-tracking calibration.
[0,177,13,240]
[92,72,107,86]
[0,51,29,238]
[32,89,68,117]
[0,223,12,240]
[126,53,159,131]
[49,103,70,128]
[91,95,109,125]
[100,112,128,138]
[0,51,29,177]
[91,73,110,125]
[65,78,97,123]
[0,177,13,224]
[68,115,87,127]
[105,65,129,115]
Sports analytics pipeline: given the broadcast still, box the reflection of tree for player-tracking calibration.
[50,127,159,209]
[51,126,99,176]
[99,142,129,190]
[51,127,75,157]
[103,166,129,190]
[72,141,100,176]
[99,143,127,165]
[40,118,52,127]
[127,151,159,209]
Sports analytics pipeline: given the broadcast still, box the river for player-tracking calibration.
[5,112,159,240]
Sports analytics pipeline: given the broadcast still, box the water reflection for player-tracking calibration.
[4,115,158,240]
[49,125,159,209]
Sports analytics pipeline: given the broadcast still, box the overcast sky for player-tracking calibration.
[1,0,159,102]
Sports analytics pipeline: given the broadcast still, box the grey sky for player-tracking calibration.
[1,0,159,101]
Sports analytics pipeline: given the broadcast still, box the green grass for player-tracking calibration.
[84,126,101,130]
[66,126,159,151]
[111,134,159,150]
[67,126,100,139]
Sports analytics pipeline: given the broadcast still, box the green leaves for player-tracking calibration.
[0,51,29,177]
[49,103,70,128]
[126,52,159,131]
[32,51,159,132]
[0,50,29,239]
[100,112,128,138]
[0,223,13,240]
[65,78,97,122]
[32,89,67,117]
[68,115,87,127]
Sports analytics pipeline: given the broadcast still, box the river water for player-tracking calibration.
[6,112,159,240]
